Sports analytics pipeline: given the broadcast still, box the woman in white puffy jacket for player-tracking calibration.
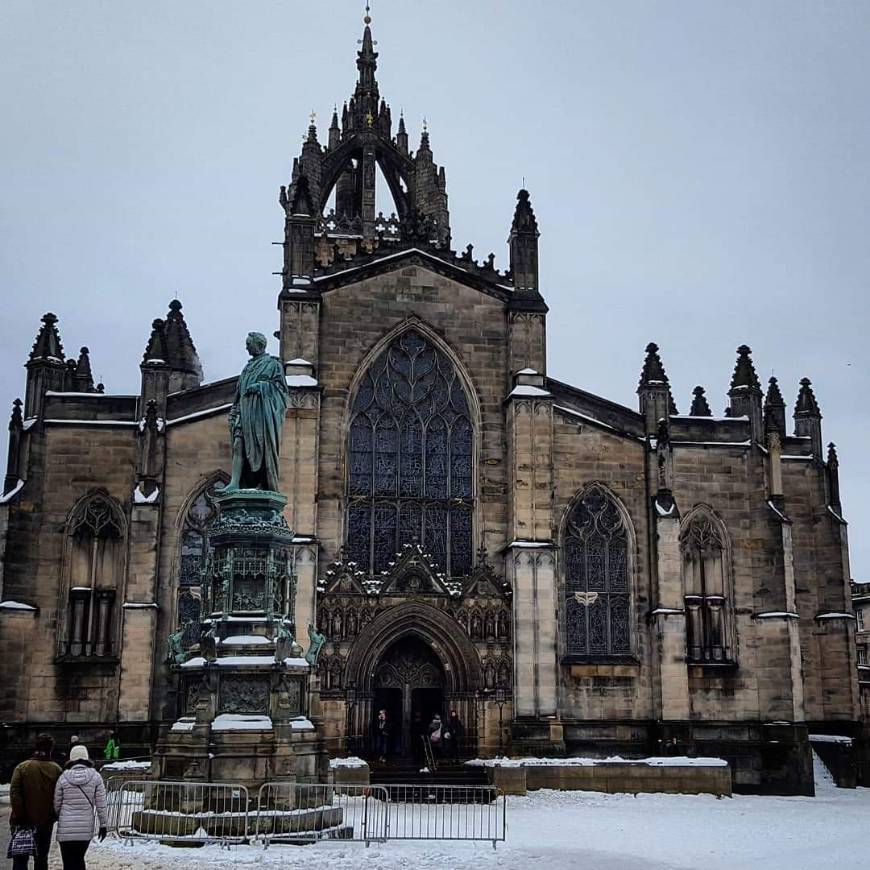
[53,745,108,869]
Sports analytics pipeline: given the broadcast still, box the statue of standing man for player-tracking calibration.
[227,332,289,492]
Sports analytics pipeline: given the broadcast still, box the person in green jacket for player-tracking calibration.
[8,734,62,870]
[102,731,120,761]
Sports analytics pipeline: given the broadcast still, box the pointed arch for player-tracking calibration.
[59,490,127,659]
[679,505,736,664]
[343,320,478,579]
[173,472,228,645]
[559,482,636,659]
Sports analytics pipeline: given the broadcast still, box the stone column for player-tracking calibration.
[506,371,557,723]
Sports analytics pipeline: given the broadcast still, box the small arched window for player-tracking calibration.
[563,485,632,658]
[346,329,474,578]
[680,512,734,663]
[62,495,124,658]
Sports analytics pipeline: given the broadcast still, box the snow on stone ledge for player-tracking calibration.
[212,714,273,731]
[133,484,160,505]
[101,760,152,771]
[290,717,315,731]
[171,717,196,732]
[0,480,25,504]
[809,734,854,745]
[329,756,368,769]
[219,635,273,645]
[466,755,728,768]
[286,374,318,387]
[508,384,552,398]
[0,600,37,612]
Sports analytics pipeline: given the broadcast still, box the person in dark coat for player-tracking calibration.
[9,734,62,870]
[54,745,108,870]
[375,709,391,763]
[445,709,464,762]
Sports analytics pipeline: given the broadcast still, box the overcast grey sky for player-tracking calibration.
[1,1,868,576]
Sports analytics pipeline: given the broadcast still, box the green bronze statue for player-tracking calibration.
[227,332,289,492]
[305,623,326,666]
[167,627,188,665]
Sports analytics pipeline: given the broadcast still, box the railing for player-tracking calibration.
[109,780,250,846]
[422,735,438,771]
[255,782,390,847]
[382,784,505,847]
[108,779,506,850]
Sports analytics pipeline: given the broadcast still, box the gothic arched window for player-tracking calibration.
[563,485,632,658]
[680,512,734,664]
[346,329,474,578]
[62,495,125,658]
[176,479,223,646]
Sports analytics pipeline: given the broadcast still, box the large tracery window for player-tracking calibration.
[346,329,474,578]
[563,485,632,658]
[680,512,734,664]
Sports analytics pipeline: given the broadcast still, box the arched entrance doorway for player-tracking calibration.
[343,601,484,760]
[373,635,445,758]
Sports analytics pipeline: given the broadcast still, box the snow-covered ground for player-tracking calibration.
[3,766,861,870]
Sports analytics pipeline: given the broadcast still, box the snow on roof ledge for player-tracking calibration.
[508,384,552,398]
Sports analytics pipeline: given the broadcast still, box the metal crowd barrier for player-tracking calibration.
[110,780,250,846]
[383,784,505,847]
[106,779,506,850]
[255,782,390,847]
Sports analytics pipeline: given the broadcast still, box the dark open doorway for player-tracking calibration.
[372,635,445,759]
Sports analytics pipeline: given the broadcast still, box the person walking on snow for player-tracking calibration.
[54,745,108,870]
[8,734,62,870]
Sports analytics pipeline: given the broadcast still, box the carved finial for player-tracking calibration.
[74,346,95,393]
[827,442,838,467]
[690,386,712,416]
[764,376,786,434]
[9,398,23,430]
[729,344,761,393]
[638,342,669,387]
[364,0,372,24]
[29,311,65,363]
[795,377,821,417]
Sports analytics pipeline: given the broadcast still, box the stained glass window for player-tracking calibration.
[346,329,474,577]
[564,485,632,657]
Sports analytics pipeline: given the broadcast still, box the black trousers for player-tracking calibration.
[11,825,52,870]
[59,840,91,870]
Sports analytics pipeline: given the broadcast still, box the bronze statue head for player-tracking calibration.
[246,331,268,356]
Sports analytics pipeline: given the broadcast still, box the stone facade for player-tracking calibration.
[0,17,861,794]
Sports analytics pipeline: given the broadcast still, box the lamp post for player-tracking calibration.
[494,686,507,756]
[346,681,357,755]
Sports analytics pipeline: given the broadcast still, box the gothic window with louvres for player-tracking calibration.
[563,485,632,658]
[62,495,125,658]
[346,329,474,578]
[176,481,223,646]
[680,513,734,664]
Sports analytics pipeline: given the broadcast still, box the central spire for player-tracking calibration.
[354,5,379,112]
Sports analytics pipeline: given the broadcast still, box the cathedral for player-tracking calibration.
[0,15,861,795]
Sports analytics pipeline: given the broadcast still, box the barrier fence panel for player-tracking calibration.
[383,784,506,847]
[255,782,390,847]
[112,780,250,846]
[106,779,506,850]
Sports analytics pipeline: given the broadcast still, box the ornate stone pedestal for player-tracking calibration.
[156,488,326,790]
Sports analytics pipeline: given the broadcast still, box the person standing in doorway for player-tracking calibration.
[375,709,391,763]
[54,745,107,870]
[445,709,464,763]
[8,734,62,870]
[427,713,444,760]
